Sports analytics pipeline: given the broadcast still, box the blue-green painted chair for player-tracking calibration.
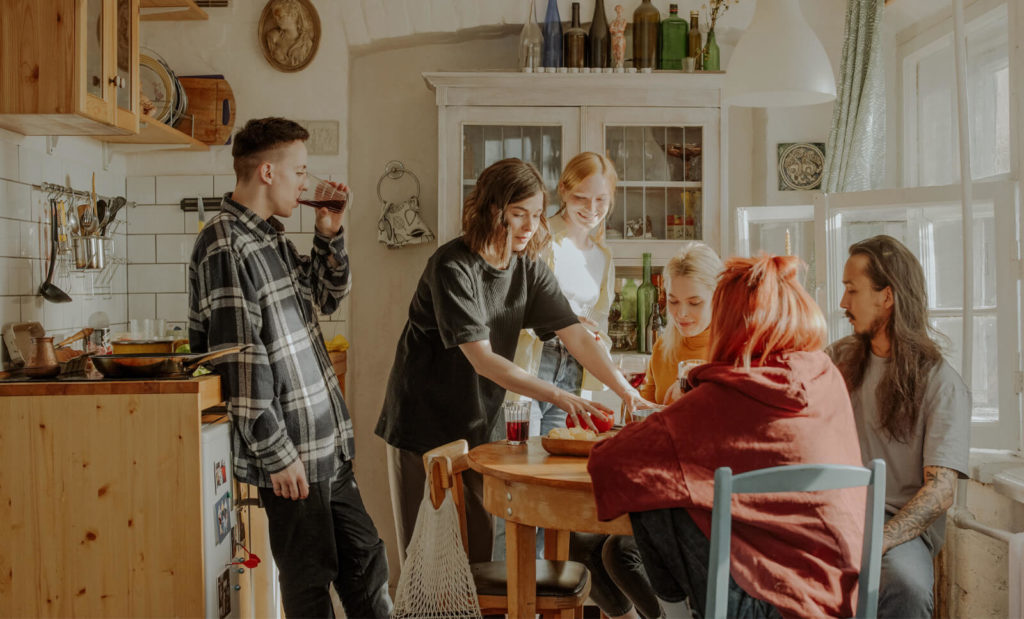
[706,459,886,619]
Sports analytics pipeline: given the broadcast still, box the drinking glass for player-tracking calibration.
[299,174,348,213]
[502,401,531,445]
[677,358,704,391]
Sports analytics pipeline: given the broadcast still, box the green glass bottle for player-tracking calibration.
[620,278,638,322]
[658,4,688,70]
[636,253,657,353]
[703,28,720,71]
[563,2,587,69]
[632,0,660,69]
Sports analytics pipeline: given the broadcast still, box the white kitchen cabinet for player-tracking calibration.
[424,72,727,266]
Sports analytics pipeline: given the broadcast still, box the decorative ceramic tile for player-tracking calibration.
[296,120,340,156]
[777,142,826,191]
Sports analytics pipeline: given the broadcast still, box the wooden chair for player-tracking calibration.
[424,439,591,618]
[707,459,886,619]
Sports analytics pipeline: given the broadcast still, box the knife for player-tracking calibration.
[197,195,205,232]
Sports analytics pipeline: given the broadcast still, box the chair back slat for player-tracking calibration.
[706,460,886,619]
[423,440,471,553]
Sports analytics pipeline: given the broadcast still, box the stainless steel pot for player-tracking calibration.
[91,345,247,379]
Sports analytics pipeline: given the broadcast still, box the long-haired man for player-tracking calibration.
[829,235,970,619]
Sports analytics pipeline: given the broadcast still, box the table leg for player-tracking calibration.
[544,528,570,560]
[506,520,537,618]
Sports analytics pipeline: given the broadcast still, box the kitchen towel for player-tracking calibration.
[378,195,435,249]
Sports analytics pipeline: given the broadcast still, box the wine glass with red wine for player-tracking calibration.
[299,173,348,213]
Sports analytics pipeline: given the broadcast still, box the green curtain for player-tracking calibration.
[821,0,885,192]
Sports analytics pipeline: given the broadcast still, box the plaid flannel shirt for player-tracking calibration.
[188,196,354,487]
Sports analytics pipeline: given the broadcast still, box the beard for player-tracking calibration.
[849,311,888,341]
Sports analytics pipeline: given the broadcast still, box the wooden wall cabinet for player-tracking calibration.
[424,71,729,267]
[0,0,140,136]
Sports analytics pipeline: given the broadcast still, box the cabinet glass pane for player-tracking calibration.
[604,123,704,241]
[743,219,816,294]
[87,0,104,99]
[931,315,999,421]
[116,0,132,110]
[461,124,562,212]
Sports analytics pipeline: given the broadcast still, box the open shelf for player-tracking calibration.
[140,0,208,21]
[99,117,209,151]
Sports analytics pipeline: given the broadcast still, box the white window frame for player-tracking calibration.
[813,181,1021,451]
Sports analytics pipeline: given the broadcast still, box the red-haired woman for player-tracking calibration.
[589,255,865,618]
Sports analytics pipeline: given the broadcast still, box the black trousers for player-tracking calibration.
[258,459,393,619]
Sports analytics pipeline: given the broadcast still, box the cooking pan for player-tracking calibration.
[91,345,248,379]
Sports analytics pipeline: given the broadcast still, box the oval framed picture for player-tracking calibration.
[258,0,321,73]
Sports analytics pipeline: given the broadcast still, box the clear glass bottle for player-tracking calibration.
[632,0,660,69]
[564,2,587,69]
[703,28,720,71]
[542,0,563,68]
[658,4,688,70]
[589,0,610,69]
[518,0,543,71]
[688,11,702,71]
[636,253,657,353]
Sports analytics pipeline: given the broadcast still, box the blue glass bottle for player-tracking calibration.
[542,0,563,68]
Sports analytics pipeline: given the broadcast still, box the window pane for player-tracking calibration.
[931,315,999,422]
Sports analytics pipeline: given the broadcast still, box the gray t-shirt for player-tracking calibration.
[848,351,971,552]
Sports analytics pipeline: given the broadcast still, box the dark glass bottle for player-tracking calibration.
[564,2,587,69]
[636,253,656,353]
[658,4,688,70]
[688,10,702,71]
[542,0,563,68]
[589,0,610,69]
[647,297,664,351]
[632,0,660,69]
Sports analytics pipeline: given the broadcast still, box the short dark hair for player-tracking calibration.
[231,117,309,181]
[462,158,549,261]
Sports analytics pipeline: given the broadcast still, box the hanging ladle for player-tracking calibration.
[39,199,72,304]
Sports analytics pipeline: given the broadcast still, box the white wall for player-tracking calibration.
[0,128,128,361]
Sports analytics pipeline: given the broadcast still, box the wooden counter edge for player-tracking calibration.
[0,374,224,407]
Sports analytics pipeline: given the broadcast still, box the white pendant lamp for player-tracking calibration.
[724,0,837,107]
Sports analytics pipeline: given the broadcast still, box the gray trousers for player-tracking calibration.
[878,532,935,619]
[386,444,494,566]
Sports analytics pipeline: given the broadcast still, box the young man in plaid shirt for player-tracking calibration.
[189,117,392,618]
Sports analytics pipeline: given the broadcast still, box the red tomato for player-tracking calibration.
[565,411,613,433]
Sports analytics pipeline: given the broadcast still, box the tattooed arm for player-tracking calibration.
[882,465,958,554]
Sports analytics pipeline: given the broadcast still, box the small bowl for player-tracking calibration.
[630,408,658,422]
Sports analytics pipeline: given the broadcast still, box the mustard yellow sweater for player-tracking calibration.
[638,327,711,404]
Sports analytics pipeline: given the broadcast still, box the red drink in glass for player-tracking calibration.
[506,419,528,444]
[299,198,347,212]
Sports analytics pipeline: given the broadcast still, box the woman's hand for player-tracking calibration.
[620,387,659,415]
[553,390,615,432]
[663,381,684,405]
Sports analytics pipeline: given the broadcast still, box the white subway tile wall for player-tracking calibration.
[125,174,349,339]
[0,130,129,363]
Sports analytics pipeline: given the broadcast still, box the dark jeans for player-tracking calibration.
[259,459,393,619]
[570,533,659,618]
[630,508,782,619]
[603,535,663,618]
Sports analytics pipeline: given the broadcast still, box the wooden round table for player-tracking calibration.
[468,437,631,618]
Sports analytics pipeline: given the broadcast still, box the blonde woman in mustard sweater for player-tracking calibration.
[638,242,723,405]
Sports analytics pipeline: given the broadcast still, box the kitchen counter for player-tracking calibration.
[0,374,229,617]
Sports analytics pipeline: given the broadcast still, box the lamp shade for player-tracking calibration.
[724,0,837,107]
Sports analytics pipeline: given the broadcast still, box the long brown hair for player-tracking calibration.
[462,158,549,262]
[830,235,944,442]
[709,254,827,368]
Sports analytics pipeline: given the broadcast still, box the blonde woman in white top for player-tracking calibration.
[511,151,618,435]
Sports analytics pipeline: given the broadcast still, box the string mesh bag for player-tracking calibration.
[392,480,483,618]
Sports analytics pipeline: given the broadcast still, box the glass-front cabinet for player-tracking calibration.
[427,72,725,265]
[586,107,720,264]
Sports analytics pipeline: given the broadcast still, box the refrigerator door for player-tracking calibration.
[202,421,239,619]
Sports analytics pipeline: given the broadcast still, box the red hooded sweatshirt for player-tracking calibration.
[588,351,864,618]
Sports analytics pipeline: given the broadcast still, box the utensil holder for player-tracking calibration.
[72,236,107,270]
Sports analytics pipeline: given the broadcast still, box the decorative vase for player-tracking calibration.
[518,0,543,71]
[703,28,720,71]
[541,0,563,68]
[589,0,610,69]
[632,0,660,69]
